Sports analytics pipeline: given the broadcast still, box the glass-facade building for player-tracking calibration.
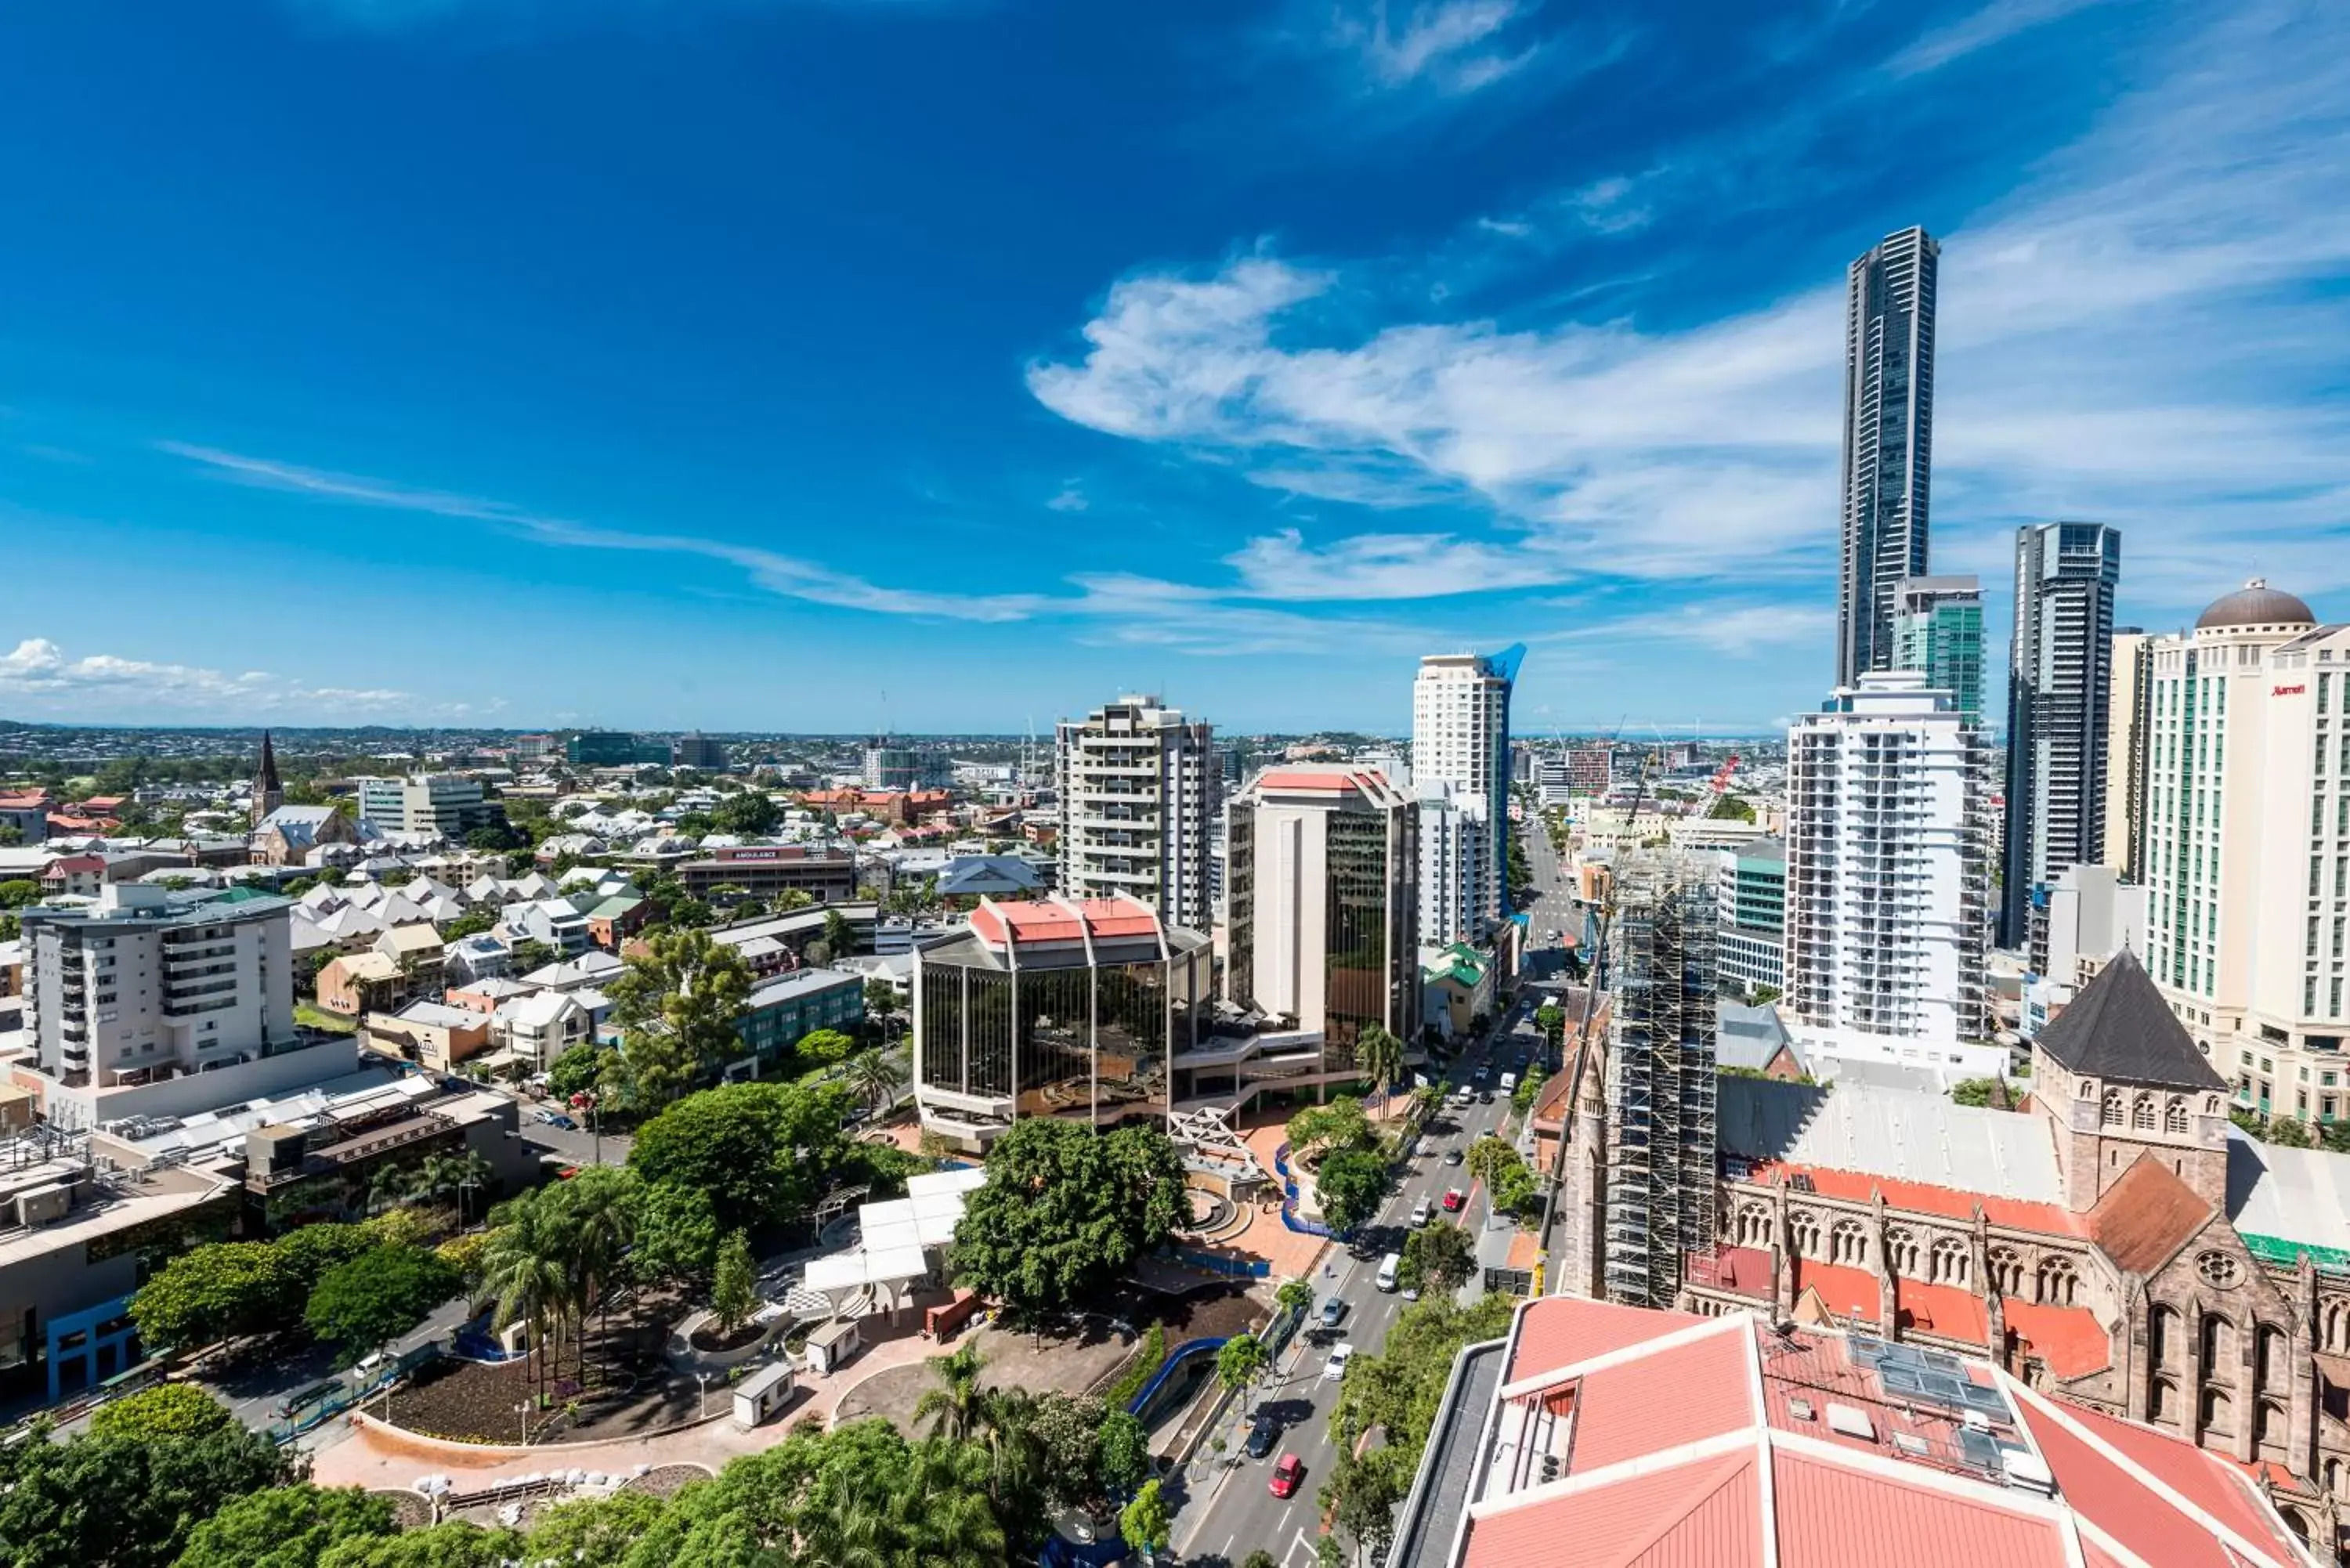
[1893,574,1985,726]
[913,896,1209,1146]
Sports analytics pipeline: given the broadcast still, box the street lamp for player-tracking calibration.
[695,1371,710,1420]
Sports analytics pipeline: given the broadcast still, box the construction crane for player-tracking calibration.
[1708,753,1741,796]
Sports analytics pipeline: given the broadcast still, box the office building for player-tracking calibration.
[1224,766,1418,1061]
[19,884,298,1099]
[2002,522,2123,947]
[1412,645,1523,945]
[1054,695,1217,930]
[1601,854,1718,1310]
[564,730,638,768]
[735,966,866,1068]
[678,844,859,904]
[2105,627,2153,883]
[1835,226,1940,688]
[1567,745,1614,796]
[1713,837,1786,999]
[1784,670,1991,1050]
[353,774,497,840]
[912,895,1209,1149]
[1386,1294,2313,1568]
[2025,861,2148,1031]
[672,732,728,771]
[1893,573,1985,724]
[2144,580,2350,1125]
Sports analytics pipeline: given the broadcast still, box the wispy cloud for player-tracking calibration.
[162,443,1047,624]
[1224,527,1568,600]
[1886,0,2113,78]
[1542,602,1837,656]
[1326,0,1542,95]
[1032,0,2350,622]
[1046,482,1089,513]
[0,637,416,715]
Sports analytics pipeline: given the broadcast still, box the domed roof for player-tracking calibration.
[2196,579,2315,631]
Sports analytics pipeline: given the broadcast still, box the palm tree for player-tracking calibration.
[844,1048,907,1115]
[411,1150,493,1219]
[1357,1024,1405,1104]
[555,1168,638,1384]
[913,1342,989,1443]
[971,1387,1043,1512]
[897,1441,1009,1568]
[475,1192,576,1409]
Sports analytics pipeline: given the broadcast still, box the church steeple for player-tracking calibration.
[252,730,284,826]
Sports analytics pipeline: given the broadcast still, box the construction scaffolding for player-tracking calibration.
[1601,854,1719,1310]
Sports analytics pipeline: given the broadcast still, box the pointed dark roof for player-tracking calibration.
[2035,948,2225,1092]
[256,730,282,794]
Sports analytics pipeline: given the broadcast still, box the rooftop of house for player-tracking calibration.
[1411,1296,2307,1568]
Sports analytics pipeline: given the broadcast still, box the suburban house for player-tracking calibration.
[315,951,411,1017]
[491,990,591,1071]
[364,1000,492,1073]
[583,894,649,950]
[1421,941,1496,1040]
[504,897,591,956]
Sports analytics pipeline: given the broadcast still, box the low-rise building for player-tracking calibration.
[1423,941,1495,1040]
[678,844,858,904]
[504,897,591,956]
[364,999,492,1073]
[490,990,591,1071]
[735,966,866,1070]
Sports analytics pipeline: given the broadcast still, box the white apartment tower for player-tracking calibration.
[1784,670,1991,1048]
[1054,695,1216,930]
[1412,645,1523,947]
[20,884,297,1096]
[2143,581,2350,1127]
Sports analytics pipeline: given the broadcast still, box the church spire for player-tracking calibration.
[252,730,284,826]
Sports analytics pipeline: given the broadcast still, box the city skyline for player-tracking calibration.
[2,2,2345,736]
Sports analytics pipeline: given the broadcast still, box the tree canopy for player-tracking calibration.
[608,928,754,1108]
[89,1384,241,1443]
[1312,1147,1390,1234]
[1397,1221,1476,1296]
[305,1245,463,1364]
[1285,1097,1372,1165]
[627,1078,852,1232]
[0,1412,294,1568]
[951,1119,1186,1318]
[129,1241,289,1351]
[177,1483,399,1568]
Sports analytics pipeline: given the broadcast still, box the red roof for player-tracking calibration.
[966,895,1160,948]
[1896,1278,1989,1345]
[1791,1259,1881,1323]
[0,792,48,810]
[1449,1298,2308,1568]
[1752,1160,2088,1237]
[1999,1298,2111,1380]
[43,854,105,876]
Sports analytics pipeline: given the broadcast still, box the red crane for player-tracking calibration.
[1708,753,1741,795]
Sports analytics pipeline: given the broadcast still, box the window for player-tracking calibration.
[2101,1089,2124,1128]
[2164,1097,2189,1134]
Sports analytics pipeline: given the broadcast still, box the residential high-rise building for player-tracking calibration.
[1224,766,1419,1060]
[2001,522,2123,948]
[1892,573,1984,724]
[1566,745,1614,796]
[1835,226,1940,688]
[672,732,728,771]
[1411,645,1523,946]
[1602,854,1717,1310]
[1712,837,1786,1000]
[1054,695,1217,930]
[2143,581,2350,1126]
[20,884,296,1100]
[862,735,920,791]
[1784,670,1991,1049]
[2105,627,2153,883]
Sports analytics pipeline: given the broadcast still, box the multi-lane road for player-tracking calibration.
[1172,998,1535,1568]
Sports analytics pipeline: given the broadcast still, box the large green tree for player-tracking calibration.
[608,928,754,1107]
[176,1484,399,1568]
[520,1492,669,1568]
[627,1078,851,1232]
[1285,1097,1371,1165]
[1398,1221,1476,1296]
[0,1416,293,1568]
[316,1521,521,1568]
[710,1230,757,1335]
[129,1241,289,1350]
[304,1245,463,1364]
[89,1384,240,1443]
[631,1179,721,1288]
[1355,1025,1406,1096]
[1312,1148,1390,1234]
[950,1119,1186,1319]
[272,1223,378,1295]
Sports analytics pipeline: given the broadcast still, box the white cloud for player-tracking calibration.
[1031,0,2350,620]
[1225,527,1568,600]
[1046,482,1089,513]
[1328,0,1540,94]
[0,637,416,715]
[1543,602,1837,656]
[1886,0,2112,78]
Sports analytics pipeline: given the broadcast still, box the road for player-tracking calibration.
[1172,999,1536,1568]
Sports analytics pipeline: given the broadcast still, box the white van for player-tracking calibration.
[1499,1071,1519,1094]
[1376,1253,1402,1292]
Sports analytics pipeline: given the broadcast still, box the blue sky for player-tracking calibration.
[1,0,2344,735]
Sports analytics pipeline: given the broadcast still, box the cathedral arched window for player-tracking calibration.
[1788,1211,1821,1259]
[1829,1218,1867,1268]
[2164,1097,2189,1135]
[1885,1228,1920,1277]
[2037,1255,2078,1307]
[1929,1236,1970,1288]
[2132,1094,2157,1132]
[1987,1246,2024,1296]
[2102,1089,2125,1128]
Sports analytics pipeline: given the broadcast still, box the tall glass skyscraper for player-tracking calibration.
[2001,522,2123,949]
[1893,574,1984,725]
[1836,226,1940,688]
[1411,644,1524,945]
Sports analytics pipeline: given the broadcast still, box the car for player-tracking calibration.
[1442,1187,1466,1212]
[1246,1413,1282,1458]
[1444,1147,1464,1166]
[1319,1296,1348,1328]
[1479,1089,1494,1104]
[1409,1198,1433,1228]
[547,1114,579,1130]
[277,1379,342,1418]
[532,1109,559,1124]
[1323,1343,1355,1380]
[1269,1454,1305,1498]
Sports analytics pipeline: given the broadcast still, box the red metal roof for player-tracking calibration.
[1752,1161,2088,1236]
[2014,1399,2243,1568]
[966,895,1159,949]
[2030,1395,2297,1559]
[1565,1328,1756,1474]
[1791,1259,1881,1323]
[1772,1451,2065,1568]
[1510,1296,1708,1379]
[1998,1299,2111,1380]
[1896,1278,1988,1345]
[1464,1451,1762,1568]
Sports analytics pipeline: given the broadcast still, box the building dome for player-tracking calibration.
[2195,579,2315,631]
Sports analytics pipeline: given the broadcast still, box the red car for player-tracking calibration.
[1269,1454,1304,1498]
[1442,1186,1466,1212]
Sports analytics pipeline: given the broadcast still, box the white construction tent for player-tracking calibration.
[800,1165,987,1309]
